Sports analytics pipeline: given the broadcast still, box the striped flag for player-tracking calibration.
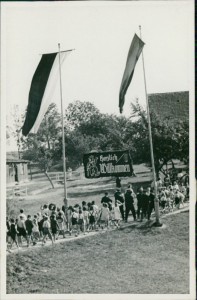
[22,50,71,136]
[119,34,145,113]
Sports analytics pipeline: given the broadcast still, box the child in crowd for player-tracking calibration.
[6,217,11,244]
[18,209,27,221]
[32,215,40,242]
[78,209,85,234]
[82,206,89,233]
[38,214,45,239]
[42,216,53,245]
[88,206,96,231]
[25,215,35,246]
[56,212,65,238]
[17,216,28,247]
[87,202,92,211]
[67,206,73,232]
[9,218,19,249]
[99,203,110,229]
[160,191,167,213]
[51,214,59,241]
[111,200,122,228]
[70,208,79,236]
[82,201,87,210]
[41,204,49,216]
[179,183,186,198]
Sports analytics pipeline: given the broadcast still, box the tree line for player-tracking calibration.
[8,100,189,177]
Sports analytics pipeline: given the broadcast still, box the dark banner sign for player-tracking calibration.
[83,150,133,179]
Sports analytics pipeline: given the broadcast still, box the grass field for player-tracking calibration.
[7,210,189,294]
[7,164,152,217]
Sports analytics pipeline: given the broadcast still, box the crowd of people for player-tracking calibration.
[6,177,189,252]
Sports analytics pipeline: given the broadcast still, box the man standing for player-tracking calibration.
[146,187,155,221]
[136,187,144,220]
[101,192,112,205]
[114,189,124,220]
[141,188,150,221]
[116,177,121,188]
[124,188,136,222]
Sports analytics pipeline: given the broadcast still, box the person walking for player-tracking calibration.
[124,188,136,222]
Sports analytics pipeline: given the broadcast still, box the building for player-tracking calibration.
[6,152,29,184]
[148,91,189,123]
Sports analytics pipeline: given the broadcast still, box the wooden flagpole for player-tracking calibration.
[139,26,162,226]
[58,43,68,210]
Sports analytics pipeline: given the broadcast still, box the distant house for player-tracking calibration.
[6,152,29,184]
[148,91,189,123]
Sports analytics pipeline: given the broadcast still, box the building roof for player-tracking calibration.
[148,91,189,122]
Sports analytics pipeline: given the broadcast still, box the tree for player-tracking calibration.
[129,100,189,176]
[65,100,100,130]
[22,103,61,188]
[8,105,25,159]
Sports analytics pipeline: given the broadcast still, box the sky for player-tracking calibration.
[1,1,194,150]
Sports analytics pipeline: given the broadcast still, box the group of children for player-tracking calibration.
[6,199,124,251]
[6,180,189,251]
[157,181,188,212]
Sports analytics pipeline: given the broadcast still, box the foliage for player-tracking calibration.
[129,100,189,174]
[65,100,100,130]
[8,100,189,175]
[22,103,61,173]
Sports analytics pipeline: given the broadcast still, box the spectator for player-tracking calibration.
[136,187,144,220]
[116,177,121,188]
[101,192,112,206]
[124,188,136,222]
[146,188,155,220]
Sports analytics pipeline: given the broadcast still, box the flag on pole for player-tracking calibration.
[119,34,145,113]
[22,50,71,136]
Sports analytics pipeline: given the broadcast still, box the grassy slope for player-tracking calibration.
[7,211,189,294]
[8,165,152,217]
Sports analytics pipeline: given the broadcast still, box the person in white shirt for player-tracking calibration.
[18,209,27,221]
[42,216,53,245]
[70,208,79,236]
[41,204,49,216]
[172,181,179,193]
[99,203,110,229]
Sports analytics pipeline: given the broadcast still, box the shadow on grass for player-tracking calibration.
[119,221,162,236]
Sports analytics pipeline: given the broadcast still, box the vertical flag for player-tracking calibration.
[22,50,71,136]
[119,34,145,113]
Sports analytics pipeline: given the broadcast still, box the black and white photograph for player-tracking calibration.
[0,1,195,299]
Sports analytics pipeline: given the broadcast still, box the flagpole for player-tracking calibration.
[139,26,162,226]
[58,43,68,211]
